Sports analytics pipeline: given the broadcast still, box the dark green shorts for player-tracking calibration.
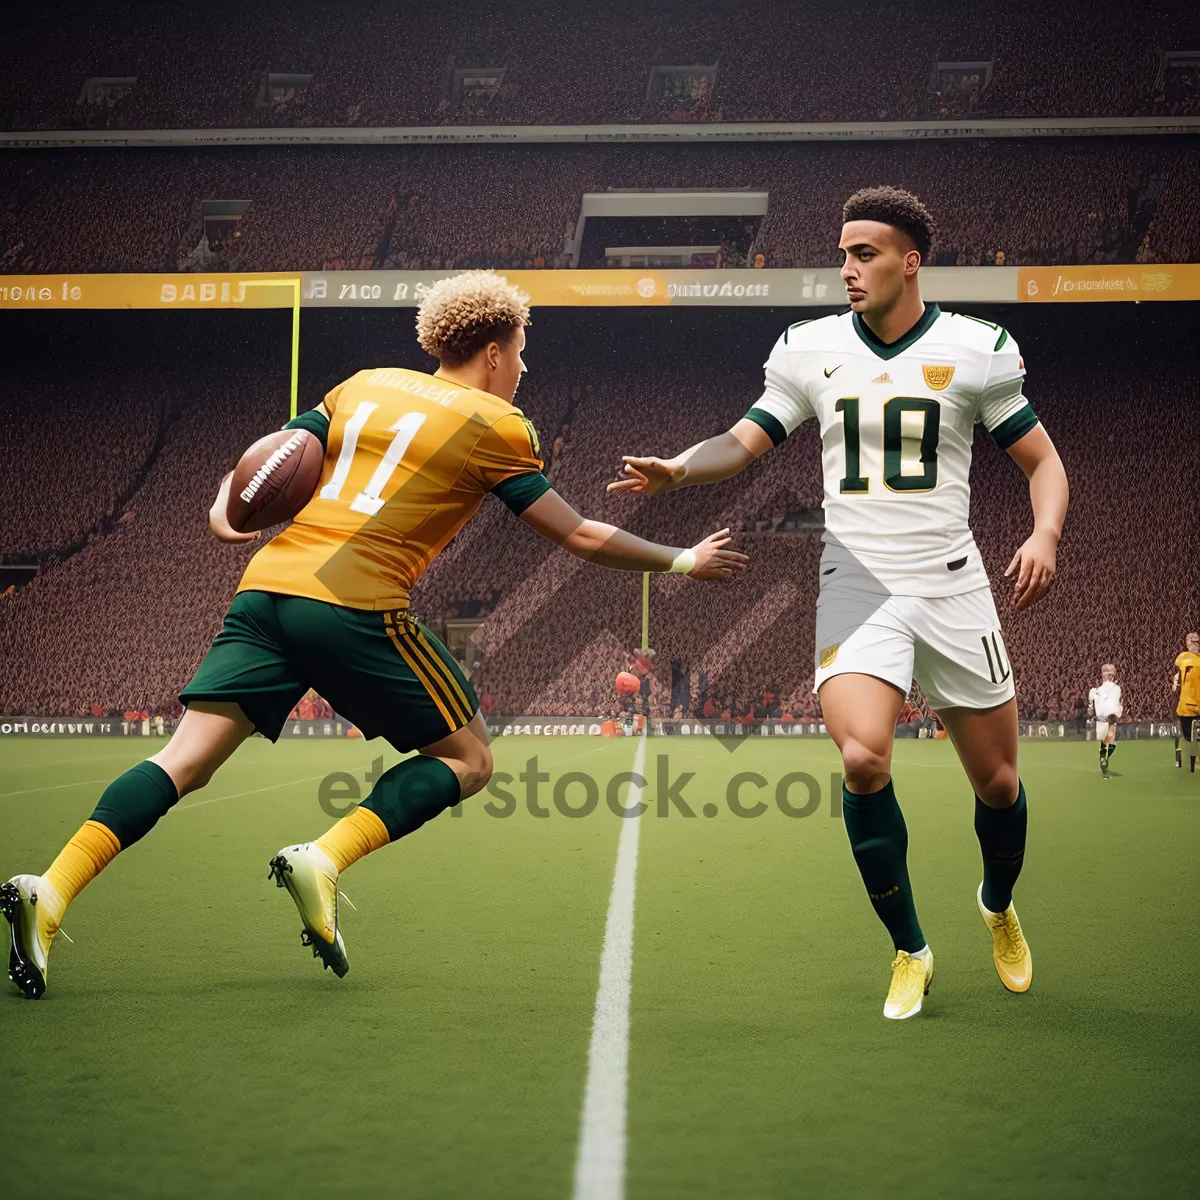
[180,591,478,749]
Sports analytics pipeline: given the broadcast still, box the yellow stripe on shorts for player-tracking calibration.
[383,618,456,730]
[406,628,471,726]
[415,628,473,717]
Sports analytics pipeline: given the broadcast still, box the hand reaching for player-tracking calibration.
[688,528,749,580]
[606,456,684,495]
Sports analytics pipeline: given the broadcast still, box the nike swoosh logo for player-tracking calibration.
[823,365,842,378]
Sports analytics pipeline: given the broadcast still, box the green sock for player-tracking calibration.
[362,755,462,840]
[841,780,925,954]
[975,781,1027,913]
[90,761,179,848]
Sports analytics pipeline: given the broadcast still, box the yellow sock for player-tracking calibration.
[316,807,390,874]
[43,820,122,917]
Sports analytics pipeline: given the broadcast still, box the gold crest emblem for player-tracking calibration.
[819,643,839,669]
[922,365,955,391]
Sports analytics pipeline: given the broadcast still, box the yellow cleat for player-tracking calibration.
[268,844,349,978]
[883,947,933,1019]
[977,884,1032,992]
[1,875,65,1000]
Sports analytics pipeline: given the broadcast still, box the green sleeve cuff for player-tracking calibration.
[990,405,1039,450]
[744,406,788,447]
[283,407,331,450]
[491,471,552,515]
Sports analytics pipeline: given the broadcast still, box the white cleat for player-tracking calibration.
[268,844,348,978]
[2,874,64,1000]
[883,947,934,1020]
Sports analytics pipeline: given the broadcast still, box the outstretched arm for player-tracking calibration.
[606,418,775,496]
[519,487,747,579]
[1003,424,1068,612]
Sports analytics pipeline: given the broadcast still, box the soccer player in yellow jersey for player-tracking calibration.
[1173,631,1200,772]
[2,272,747,997]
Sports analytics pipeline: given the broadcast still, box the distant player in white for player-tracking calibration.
[609,187,1069,1018]
[1088,664,1123,777]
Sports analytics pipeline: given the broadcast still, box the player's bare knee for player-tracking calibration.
[160,745,227,796]
[976,765,1019,808]
[840,738,892,793]
[177,763,214,797]
[457,747,494,799]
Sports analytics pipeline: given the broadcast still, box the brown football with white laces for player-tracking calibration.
[226,428,324,533]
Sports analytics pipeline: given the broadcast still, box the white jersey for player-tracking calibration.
[749,304,1038,596]
[1090,681,1123,719]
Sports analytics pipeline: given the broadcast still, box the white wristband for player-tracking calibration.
[668,548,696,575]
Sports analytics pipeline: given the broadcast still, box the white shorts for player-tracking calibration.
[1095,719,1112,739]
[814,584,1016,711]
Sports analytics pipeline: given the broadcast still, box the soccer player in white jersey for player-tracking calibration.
[609,187,1069,1019]
[1088,664,1123,777]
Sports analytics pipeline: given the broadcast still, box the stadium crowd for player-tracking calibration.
[3,138,1198,275]
[3,1,1196,129]
[1,305,1194,727]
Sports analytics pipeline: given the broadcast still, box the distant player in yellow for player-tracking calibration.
[2,271,747,998]
[1173,631,1200,772]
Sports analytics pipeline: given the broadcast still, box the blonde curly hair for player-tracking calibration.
[415,271,531,366]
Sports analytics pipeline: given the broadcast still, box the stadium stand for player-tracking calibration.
[3,1,1198,130]
[1,305,1195,724]
[2,138,1198,274]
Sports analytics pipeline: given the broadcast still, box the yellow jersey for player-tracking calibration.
[1176,651,1200,717]
[237,367,547,611]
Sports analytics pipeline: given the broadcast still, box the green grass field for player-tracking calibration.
[1,734,1197,1199]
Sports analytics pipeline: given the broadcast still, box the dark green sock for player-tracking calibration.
[1106,743,1116,761]
[975,781,1027,913]
[90,761,180,848]
[841,780,925,954]
[362,755,462,840]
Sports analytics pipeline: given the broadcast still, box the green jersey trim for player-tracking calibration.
[783,318,815,345]
[851,303,942,361]
[491,470,552,515]
[282,407,331,450]
[744,406,788,447]
[990,404,1039,449]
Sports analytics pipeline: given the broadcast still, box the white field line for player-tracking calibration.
[571,734,648,1200]
[0,745,284,798]
[0,777,116,799]
[174,737,623,813]
[172,771,349,811]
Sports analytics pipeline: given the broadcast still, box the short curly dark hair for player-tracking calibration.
[842,186,937,261]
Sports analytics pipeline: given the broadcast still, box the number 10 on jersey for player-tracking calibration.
[835,396,941,494]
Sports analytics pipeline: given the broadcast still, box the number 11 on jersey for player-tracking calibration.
[320,401,428,515]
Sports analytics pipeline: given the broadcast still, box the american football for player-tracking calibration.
[226,428,323,532]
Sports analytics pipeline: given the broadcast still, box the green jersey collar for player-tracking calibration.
[852,303,941,361]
